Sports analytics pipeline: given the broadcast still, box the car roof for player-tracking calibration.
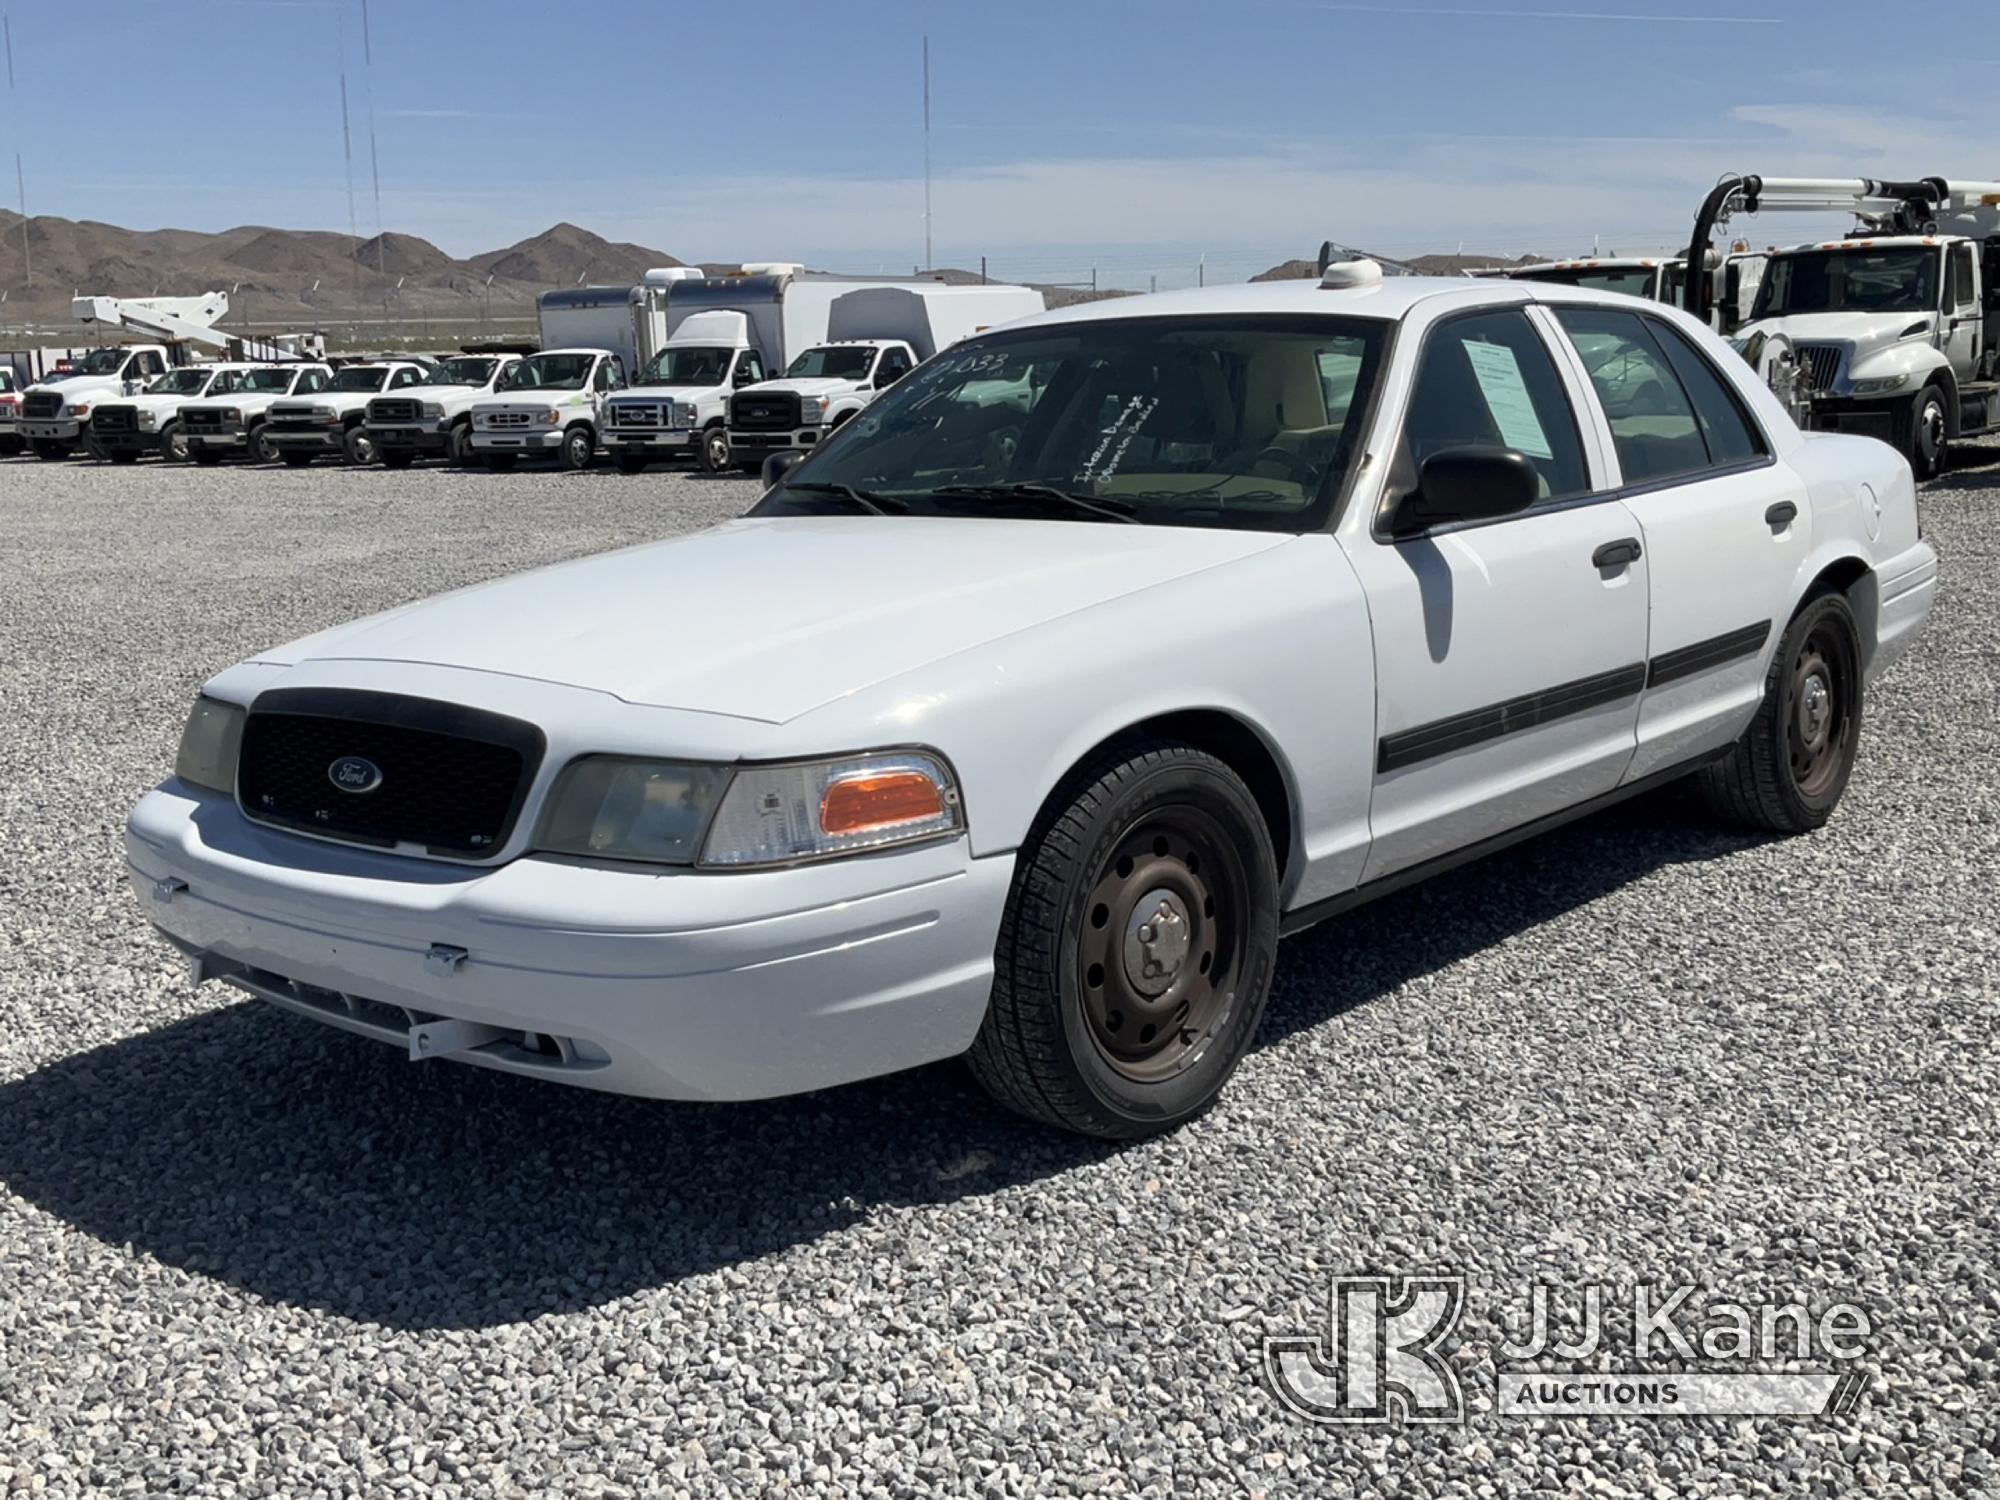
[1771,235,1953,253]
[533,347,613,358]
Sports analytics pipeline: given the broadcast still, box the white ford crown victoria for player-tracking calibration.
[127,263,1938,1137]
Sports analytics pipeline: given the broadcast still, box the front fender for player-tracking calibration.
[1845,340,1950,395]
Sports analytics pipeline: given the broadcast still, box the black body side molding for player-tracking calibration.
[1646,621,1772,689]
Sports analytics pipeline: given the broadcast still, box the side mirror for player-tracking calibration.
[761,450,805,488]
[1390,446,1540,535]
[732,366,755,388]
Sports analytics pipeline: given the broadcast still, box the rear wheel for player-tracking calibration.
[342,426,377,465]
[560,424,594,471]
[380,449,416,470]
[699,424,731,473]
[31,439,71,461]
[1903,383,1948,481]
[160,421,189,463]
[1698,591,1863,834]
[280,450,315,468]
[967,739,1279,1138]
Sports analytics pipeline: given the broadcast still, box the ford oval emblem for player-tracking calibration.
[327,755,384,795]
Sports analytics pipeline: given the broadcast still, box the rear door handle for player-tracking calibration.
[1592,537,1642,569]
[1765,501,1798,529]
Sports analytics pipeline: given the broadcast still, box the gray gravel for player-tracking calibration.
[0,450,1994,1498]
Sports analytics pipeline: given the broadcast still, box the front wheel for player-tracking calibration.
[160,422,189,464]
[0,435,23,457]
[967,739,1280,1138]
[1698,591,1863,834]
[699,424,731,473]
[250,425,278,464]
[343,426,377,465]
[1903,384,1947,481]
[447,422,475,466]
[559,424,594,472]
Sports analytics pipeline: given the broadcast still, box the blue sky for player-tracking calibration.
[4,0,1995,288]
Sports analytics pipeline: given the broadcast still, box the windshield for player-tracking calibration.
[72,348,130,376]
[637,346,733,386]
[1516,265,1661,299]
[785,346,876,380]
[499,353,594,391]
[147,369,213,396]
[754,315,1389,532]
[1753,248,1940,317]
[329,366,391,393]
[240,368,298,393]
[423,357,498,387]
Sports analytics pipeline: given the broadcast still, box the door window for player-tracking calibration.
[1949,243,1977,313]
[392,367,422,388]
[1554,308,1710,485]
[1645,319,1767,467]
[876,347,913,386]
[737,351,765,384]
[1401,308,1589,504]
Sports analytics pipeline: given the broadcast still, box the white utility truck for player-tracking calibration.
[363,353,523,468]
[181,365,335,464]
[88,363,259,463]
[601,312,768,473]
[1685,174,2000,478]
[468,348,625,471]
[723,283,1045,469]
[0,366,20,456]
[18,344,175,459]
[1497,253,1765,333]
[264,361,429,467]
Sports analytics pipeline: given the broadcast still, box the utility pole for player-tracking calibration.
[921,35,932,273]
[3,13,27,287]
[980,255,986,285]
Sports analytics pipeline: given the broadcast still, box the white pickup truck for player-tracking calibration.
[88,364,259,464]
[181,365,335,464]
[18,344,174,459]
[724,339,918,470]
[468,348,625,471]
[601,313,768,473]
[264,362,429,467]
[364,353,523,469]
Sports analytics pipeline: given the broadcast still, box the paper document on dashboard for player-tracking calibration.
[1463,341,1554,459]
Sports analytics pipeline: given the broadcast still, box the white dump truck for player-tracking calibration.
[18,344,174,459]
[723,282,1045,469]
[1686,175,2000,477]
[87,363,262,463]
[181,364,335,464]
[263,361,430,466]
[363,352,523,468]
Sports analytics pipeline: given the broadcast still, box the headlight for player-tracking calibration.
[420,402,445,419]
[137,410,159,429]
[174,697,245,794]
[799,396,829,422]
[700,751,962,867]
[670,401,696,429]
[69,403,90,418]
[537,758,733,865]
[220,408,241,422]
[539,408,561,425]
[1850,374,1911,395]
[535,750,963,867]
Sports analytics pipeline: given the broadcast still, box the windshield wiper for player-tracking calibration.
[920,482,1139,524]
[783,481,907,515]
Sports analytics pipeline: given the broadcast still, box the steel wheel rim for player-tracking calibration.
[568,431,589,467]
[1788,624,1851,798]
[705,429,729,468]
[1076,806,1246,1084]
[166,430,188,462]
[1919,399,1945,467]
[350,432,375,464]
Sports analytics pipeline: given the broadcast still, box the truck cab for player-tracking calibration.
[468,347,625,472]
[364,353,523,469]
[1739,234,1997,477]
[601,311,768,473]
[1505,257,1687,306]
[725,339,918,470]
[88,363,258,464]
[19,344,174,459]
[181,364,334,464]
[265,362,428,467]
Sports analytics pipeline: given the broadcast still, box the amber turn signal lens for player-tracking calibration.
[820,771,945,835]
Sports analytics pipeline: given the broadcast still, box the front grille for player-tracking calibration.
[182,409,238,436]
[1794,342,1844,392]
[236,689,545,859]
[611,403,660,428]
[371,398,421,423]
[267,415,329,435]
[91,405,138,433]
[22,391,63,420]
[486,411,533,429]
[731,391,801,431]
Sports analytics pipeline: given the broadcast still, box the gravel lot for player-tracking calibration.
[0,451,1994,1498]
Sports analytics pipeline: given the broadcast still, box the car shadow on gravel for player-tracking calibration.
[0,784,1766,1331]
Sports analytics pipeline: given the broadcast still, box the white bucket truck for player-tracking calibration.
[18,345,174,459]
[723,282,1045,470]
[1686,175,2000,478]
[363,352,523,468]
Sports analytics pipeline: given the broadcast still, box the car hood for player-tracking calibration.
[1743,311,1937,357]
[747,377,856,399]
[379,382,483,403]
[255,515,1292,724]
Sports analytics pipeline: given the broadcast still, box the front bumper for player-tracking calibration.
[729,426,823,457]
[126,783,1009,1102]
[369,421,450,453]
[20,419,82,441]
[268,426,344,451]
[603,429,695,450]
[189,429,249,449]
[1808,398,1896,442]
[94,430,161,457]
[1868,539,1939,681]
[471,428,565,452]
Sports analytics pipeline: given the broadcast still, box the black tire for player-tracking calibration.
[484,453,517,472]
[193,448,224,467]
[343,425,377,465]
[1903,384,1947,481]
[380,449,416,470]
[1698,591,1864,834]
[31,439,71,461]
[967,738,1280,1138]
[0,435,23,457]
[110,450,141,465]
[160,422,189,464]
[447,422,475,466]
[559,424,594,472]
[250,424,278,464]
[615,451,649,475]
[280,450,315,468]
[699,424,731,473]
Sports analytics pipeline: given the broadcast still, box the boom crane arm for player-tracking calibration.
[69,292,305,363]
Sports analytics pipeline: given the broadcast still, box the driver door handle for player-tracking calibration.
[1765,501,1797,528]
[1592,537,1642,569]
